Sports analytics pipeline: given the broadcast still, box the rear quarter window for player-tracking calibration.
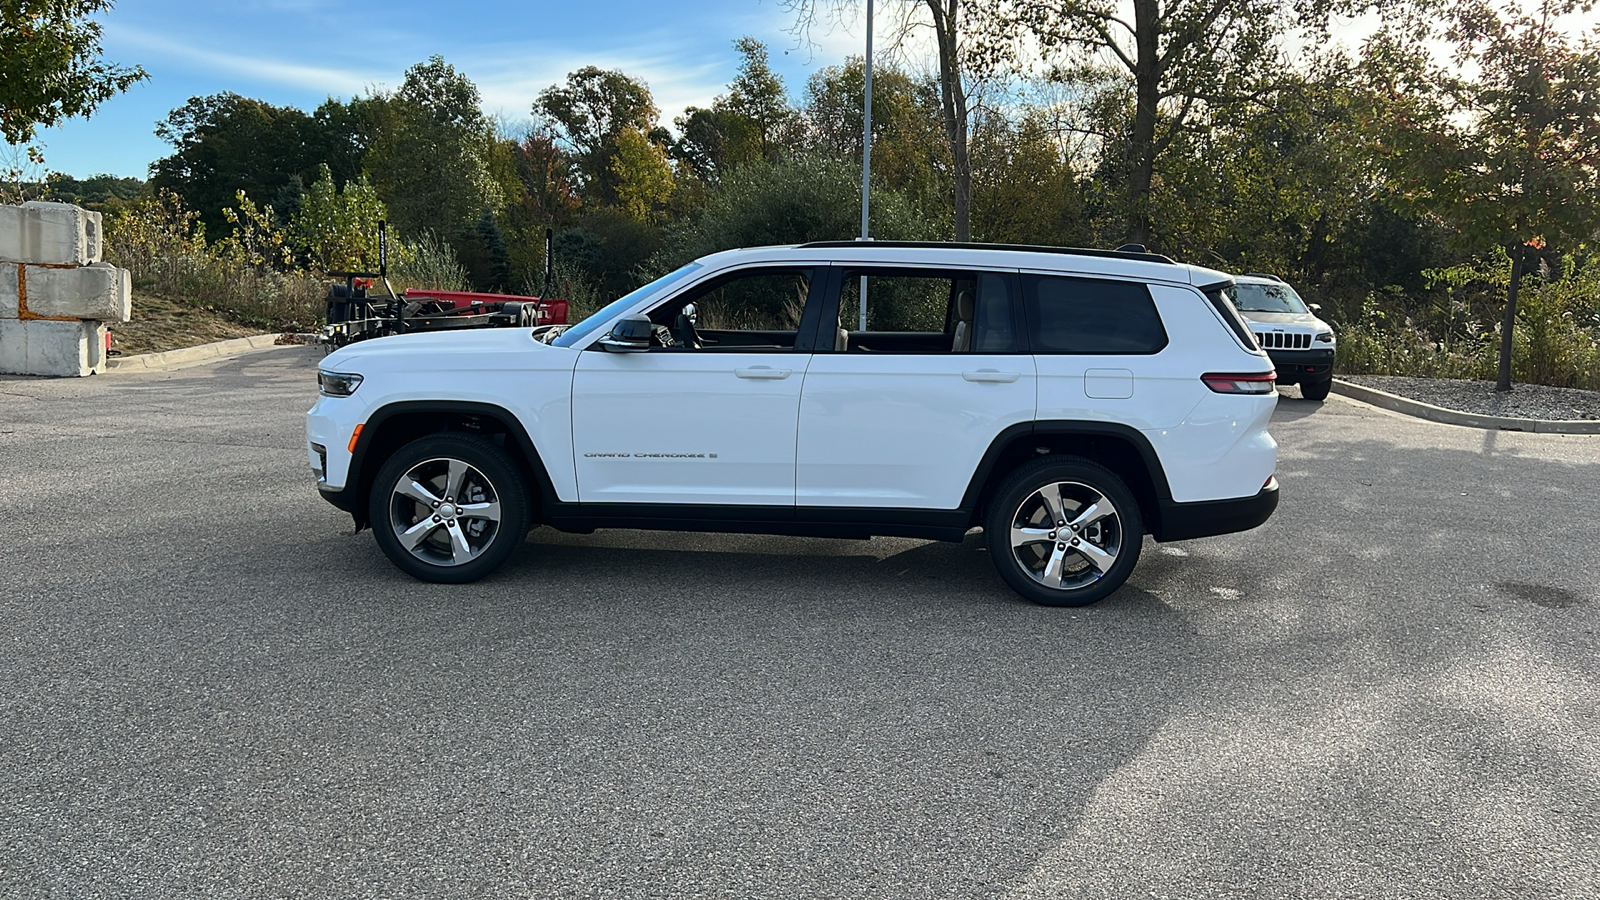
[1200,281,1262,351]
[1022,274,1168,354]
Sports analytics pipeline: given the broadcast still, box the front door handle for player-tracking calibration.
[962,369,1020,383]
[736,366,792,380]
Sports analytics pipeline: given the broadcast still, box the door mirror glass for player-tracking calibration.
[599,314,653,352]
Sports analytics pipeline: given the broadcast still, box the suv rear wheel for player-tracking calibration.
[984,456,1144,606]
[368,434,529,583]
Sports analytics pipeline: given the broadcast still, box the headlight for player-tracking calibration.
[1315,331,1336,344]
[318,370,364,397]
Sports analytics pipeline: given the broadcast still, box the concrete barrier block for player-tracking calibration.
[0,262,16,318]
[0,201,100,265]
[88,322,108,370]
[85,209,103,262]
[23,262,132,322]
[0,318,93,377]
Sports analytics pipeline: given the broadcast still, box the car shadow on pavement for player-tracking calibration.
[326,525,1204,897]
[1270,396,1325,424]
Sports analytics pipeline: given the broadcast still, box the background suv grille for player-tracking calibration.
[1255,331,1311,350]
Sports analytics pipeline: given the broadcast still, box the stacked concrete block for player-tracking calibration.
[22,262,132,321]
[0,319,102,376]
[0,201,103,265]
[0,202,129,377]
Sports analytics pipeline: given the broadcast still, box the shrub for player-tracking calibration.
[1336,258,1600,390]
[103,189,324,331]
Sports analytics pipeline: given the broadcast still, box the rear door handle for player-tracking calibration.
[962,369,1020,383]
[736,366,792,380]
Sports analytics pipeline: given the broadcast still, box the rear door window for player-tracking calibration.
[832,268,1019,353]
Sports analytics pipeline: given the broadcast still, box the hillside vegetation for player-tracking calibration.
[9,1,1599,388]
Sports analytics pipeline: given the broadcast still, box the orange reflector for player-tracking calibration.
[347,423,364,453]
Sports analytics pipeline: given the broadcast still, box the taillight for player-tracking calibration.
[1202,371,1277,394]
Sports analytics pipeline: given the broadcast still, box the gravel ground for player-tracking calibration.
[1338,374,1600,421]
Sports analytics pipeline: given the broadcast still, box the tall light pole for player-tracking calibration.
[858,0,873,331]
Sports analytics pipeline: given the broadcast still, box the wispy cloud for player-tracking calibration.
[119,23,751,131]
[466,39,733,127]
[114,24,385,98]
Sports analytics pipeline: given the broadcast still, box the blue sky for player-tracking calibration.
[32,0,870,179]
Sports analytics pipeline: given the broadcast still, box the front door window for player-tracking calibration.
[570,266,820,506]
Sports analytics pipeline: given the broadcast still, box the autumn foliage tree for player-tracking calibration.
[1369,0,1600,390]
[999,0,1290,249]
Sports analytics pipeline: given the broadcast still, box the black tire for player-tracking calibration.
[983,456,1144,607]
[1301,378,1331,401]
[368,434,529,583]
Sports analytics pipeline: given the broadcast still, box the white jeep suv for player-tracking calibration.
[307,242,1279,606]
[1230,273,1337,400]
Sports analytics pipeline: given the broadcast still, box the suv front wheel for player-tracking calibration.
[368,434,530,583]
[984,456,1144,606]
[1300,378,1331,401]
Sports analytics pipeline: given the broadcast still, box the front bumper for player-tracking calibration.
[1265,347,1334,384]
[318,483,359,514]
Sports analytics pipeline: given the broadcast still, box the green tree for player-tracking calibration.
[967,108,1088,246]
[720,37,796,167]
[150,93,328,234]
[803,60,946,214]
[652,156,935,272]
[0,0,145,146]
[41,171,146,212]
[533,67,661,205]
[610,127,675,221]
[363,56,503,242]
[1001,0,1292,248]
[673,38,798,181]
[1368,0,1600,391]
[287,164,387,273]
[457,206,512,290]
[1150,65,1370,275]
[216,190,290,271]
[786,1,987,240]
[553,207,663,299]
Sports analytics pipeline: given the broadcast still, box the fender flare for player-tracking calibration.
[958,420,1175,522]
[345,400,560,526]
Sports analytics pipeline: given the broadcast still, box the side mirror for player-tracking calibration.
[1309,303,1323,314]
[598,314,653,352]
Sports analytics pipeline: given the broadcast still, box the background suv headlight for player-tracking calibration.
[1315,331,1336,344]
[318,370,364,397]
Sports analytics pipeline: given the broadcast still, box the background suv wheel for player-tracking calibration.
[368,434,529,583]
[984,456,1144,607]
[1301,378,1331,401]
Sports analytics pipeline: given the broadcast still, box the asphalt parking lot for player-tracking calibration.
[3,346,1598,899]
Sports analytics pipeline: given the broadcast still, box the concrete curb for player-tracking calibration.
[1331,379,1600,434]
[104,334,314,372]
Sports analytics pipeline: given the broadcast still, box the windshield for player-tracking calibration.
[1232,282,1309,314]
[551,263,704,348]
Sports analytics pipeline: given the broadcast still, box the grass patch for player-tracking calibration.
[108,291,269,356]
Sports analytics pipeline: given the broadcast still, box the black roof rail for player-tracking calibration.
[795,240,1177,264]
[1243,272,1284,282]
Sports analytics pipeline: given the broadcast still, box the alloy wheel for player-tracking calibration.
[386,456,505,567]
[1007,480,1124,592]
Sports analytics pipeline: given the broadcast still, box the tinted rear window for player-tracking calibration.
[1201,281,1262,350]
[1022,275,1168,354]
